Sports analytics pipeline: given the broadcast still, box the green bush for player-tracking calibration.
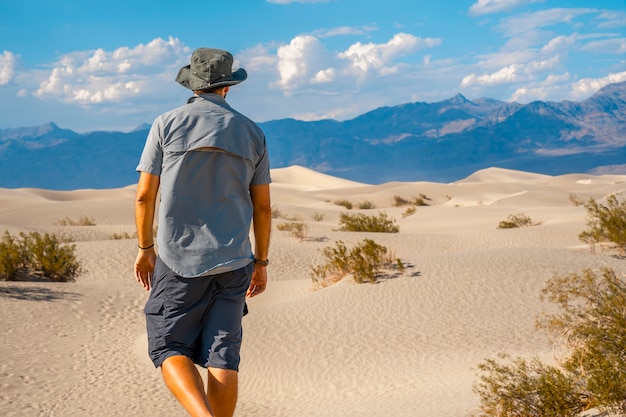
[311,239,404,286]
[0,231,29,280]
[337,212,399,233]
[579,194,626,252]
[474,267,626,416]
[0,231,82,282]
[538,267,626,413]
[474,354,581,417]
[276,222,309,241]
[497,213,536,229]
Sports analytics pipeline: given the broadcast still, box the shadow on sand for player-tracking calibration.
[0,284,80,302]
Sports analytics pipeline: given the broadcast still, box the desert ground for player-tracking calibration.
[1,165,625,417]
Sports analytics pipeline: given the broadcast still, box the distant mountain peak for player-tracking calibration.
[0,122,62,141]
[591,80,626,100]
[449,93,470,104]
[132,122,152,132]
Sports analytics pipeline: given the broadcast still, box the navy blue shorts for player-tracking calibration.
[144,257,253,370]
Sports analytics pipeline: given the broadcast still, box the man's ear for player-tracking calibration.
[223,86,230,97]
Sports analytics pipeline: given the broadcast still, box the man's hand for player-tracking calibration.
[134,248,156,291]
[246,264,267,297]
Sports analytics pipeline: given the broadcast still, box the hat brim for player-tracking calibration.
[176,66,247,91]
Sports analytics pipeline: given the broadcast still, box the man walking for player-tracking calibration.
[133,48,271,417]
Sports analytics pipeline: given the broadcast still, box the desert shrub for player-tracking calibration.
[276,222,309,241]
[337,212,399,233]
[412,197,427,206]
[334,199,353,210]
[111,232,134,240]
[474,267,626,416]
[271,206,283,219]
[0,231,29,280]
[393,195,411,207]
[271,206,300,221]
[402,207,416,218]
[474,354,582,417]
[0,231,81,281]
[23,232,82,281]
[358,200,376,209]
[578,194,626,252]
[537,267,626,413]
[312,212,325,222]
[569,193,584,207]
[311,239,404,285]
[56,216,96,226]
[497,213,536,229]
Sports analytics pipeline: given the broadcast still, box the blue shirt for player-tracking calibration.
[136,94,271,277]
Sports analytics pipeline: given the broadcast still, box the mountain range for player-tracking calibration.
[1,81,626,189]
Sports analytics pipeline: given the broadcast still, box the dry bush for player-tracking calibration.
[474,267,626,416]
[334,199,353,210]
[497,213,537,229]
[393,195,411,207]
[569,193,584,207]
[276,222,309,241]
[337,212,399,233]
[271,206,283,219]
[358,200,376,209]
[56,215,96,226]
[312,212,325,222]
[402,207,416,218]
[311,239,404,286]
[111,232,134,240]
[579,194,626,253]
[0,230,82,282]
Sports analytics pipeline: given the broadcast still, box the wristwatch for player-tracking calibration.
[254,258,269,266]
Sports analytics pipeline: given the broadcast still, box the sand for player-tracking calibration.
[1,165,625,417]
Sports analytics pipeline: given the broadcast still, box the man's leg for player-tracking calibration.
[206,367,238,417]
[162,355,214,417]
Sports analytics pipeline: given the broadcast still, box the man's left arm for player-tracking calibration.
[134,172,160,291]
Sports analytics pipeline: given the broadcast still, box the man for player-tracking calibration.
[133,48,271,417]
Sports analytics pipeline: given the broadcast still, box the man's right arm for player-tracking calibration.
[247,183,271,297]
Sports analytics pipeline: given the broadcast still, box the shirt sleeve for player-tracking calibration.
[251,138,271,185]
[135,120,163,176]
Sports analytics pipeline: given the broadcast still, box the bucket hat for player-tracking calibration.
[176,48,247,90]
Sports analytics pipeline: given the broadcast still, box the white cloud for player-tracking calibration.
[497,8,592,39]
[572,71,626,98]
[34,37,190,105]
[469,0,544,16]
[311,25,377,38]
[274,35,331,91]
[270,32,441,92]
[339,33,440,76]
[462,64,520,87]
[312,68,335,84]
[510,72,570,102]
[580,37,626,54]
[0,51,18,85]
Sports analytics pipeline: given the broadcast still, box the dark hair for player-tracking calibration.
[195,86,225,95]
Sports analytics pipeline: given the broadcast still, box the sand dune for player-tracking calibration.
[1,167,625,417]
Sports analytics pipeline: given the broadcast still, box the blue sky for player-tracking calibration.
[0,0,625,132]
